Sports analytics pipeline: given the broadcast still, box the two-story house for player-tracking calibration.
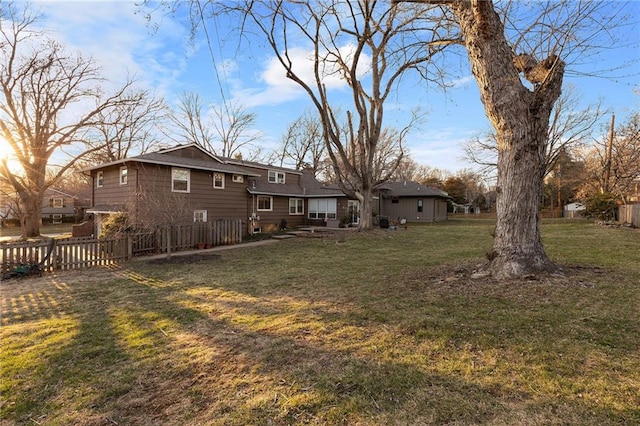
[42,188,78,224]
[82,144,351,236]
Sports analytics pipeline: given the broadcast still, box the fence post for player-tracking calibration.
[51,243,58,271]
[165,225,172,258]
[127,235,133,261]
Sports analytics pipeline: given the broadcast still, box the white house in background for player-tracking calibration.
[563,202,586,218]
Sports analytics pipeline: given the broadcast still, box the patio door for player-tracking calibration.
[348,200,360,225]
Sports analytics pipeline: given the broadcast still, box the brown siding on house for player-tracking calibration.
[93,165,138,207]
[247,171,311,232]
[190,170,248,221]
[435,199,448,221]
[133,164,250,225]
[87,146,351,235]
[380,197,447,222]
[253,195,304,232]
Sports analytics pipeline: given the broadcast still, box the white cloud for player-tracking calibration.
[447,75,475,89]
[35,1,189,98]
[408,127,480,172]
[231,44,371,108]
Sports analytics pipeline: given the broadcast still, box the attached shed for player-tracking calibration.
[375,181,450,223]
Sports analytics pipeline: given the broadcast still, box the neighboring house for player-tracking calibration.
[81,144,351,236]
[2,188,79,225]
[374,181,450,223]
[42,188,78,224]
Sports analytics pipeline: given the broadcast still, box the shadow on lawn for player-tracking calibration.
[2,265,638,425]
[1,276,134,424]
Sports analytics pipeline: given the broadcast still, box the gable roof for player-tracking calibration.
[155,143,223,162]
[45,187,78,199]
[223,157,302,175]
[80,149,261,177]
[247,170,346,198]
[376,181,450,198]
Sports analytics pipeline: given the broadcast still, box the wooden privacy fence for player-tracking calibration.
[619,204,640,228]
[1,220,245,276]
[131,220,243,256]
[1,237,129,275]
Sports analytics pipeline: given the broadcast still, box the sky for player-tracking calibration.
[4,0,640,174]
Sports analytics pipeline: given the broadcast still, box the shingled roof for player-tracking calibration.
[376,181,450,198]
[81,151,260,176]
[247,170,345,198]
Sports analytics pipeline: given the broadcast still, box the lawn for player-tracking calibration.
[0,224,73,240]
[1,220,639,425]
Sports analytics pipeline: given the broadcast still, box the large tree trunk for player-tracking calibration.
[451,1,563,278]
[20,192,43,239]
[357,186,374,230]
[490,122,557,278]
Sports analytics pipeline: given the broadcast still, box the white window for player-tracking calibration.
[172,168,190,193]
[268,170,286,184]
[193,210,207,222]
[257,195,273,211]
[52,214,63,224]
[51,197,64,208]
[308,198,337,219]
[213,172,225,189]
[289,198,304,215]
[120,166,128,185]
[96,171,104,188]
[232,174,244,183]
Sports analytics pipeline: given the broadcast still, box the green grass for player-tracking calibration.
[1,220,639,425]
[0,223,73,239]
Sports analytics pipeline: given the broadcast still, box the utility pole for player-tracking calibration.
[603,113,615,193]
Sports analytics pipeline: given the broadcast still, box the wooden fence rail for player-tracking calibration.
[619,204,640,228]
[1,237,129,275]
[1,220,245,276]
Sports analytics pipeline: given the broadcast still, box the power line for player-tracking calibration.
[196,0,231,117]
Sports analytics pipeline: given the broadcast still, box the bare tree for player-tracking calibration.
[0,179,21,227]
[371,127,408,184]
[390,156,421,182]
[168,92,262,159]
[201,0,456,229]
[463,85,605,178]
[83,90,167,163]
[399,0,633,278]
[167,91,216,149]
[0,3,145,238]
[133,186,196,229]
[211,101,262,159]
[579,112,640,204]
[274,112,326,175]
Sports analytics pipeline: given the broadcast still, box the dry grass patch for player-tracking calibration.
[1,221,639,425]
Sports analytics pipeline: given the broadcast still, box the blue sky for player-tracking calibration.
[22,0,640,173]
